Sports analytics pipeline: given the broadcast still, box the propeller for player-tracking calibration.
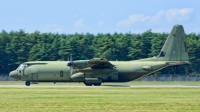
[67,54,73,77]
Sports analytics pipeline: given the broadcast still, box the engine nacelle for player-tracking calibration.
[78,68,116,74]
[72,60,88,69]
[71,72,84,81]
[72,58,107,69]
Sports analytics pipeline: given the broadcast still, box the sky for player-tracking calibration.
[0,0,200,34]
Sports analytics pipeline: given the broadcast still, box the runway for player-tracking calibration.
[0,84,200,88]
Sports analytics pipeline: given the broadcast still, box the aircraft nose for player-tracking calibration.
[9,71,20,79]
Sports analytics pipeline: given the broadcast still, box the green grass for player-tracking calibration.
[0,86,200,112]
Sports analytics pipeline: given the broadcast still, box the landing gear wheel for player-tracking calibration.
[25,81,31,86]
[84,82,93,86]
[94,83,101,86]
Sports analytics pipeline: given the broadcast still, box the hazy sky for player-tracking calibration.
[0,0,199,34]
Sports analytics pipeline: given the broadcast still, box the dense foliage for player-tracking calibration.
[0,30,200,75]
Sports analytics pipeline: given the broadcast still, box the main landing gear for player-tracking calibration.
[93,83,101,86]
[84,82,101,86]
[25,81,31,86]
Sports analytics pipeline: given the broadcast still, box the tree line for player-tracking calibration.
[0,30,200,75]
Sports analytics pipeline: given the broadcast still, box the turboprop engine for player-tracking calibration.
[68,58,108,69]
[71,60,88,69]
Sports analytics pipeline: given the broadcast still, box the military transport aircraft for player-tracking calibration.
[9,25,189,86]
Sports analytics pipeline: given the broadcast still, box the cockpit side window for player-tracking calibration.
[17,65,21,69]
[17,63,28,69]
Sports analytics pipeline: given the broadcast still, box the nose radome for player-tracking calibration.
[9,71,20,79]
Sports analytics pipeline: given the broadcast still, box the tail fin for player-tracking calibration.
[157,25,189,62]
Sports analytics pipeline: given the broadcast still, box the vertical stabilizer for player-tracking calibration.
[157,25,189,62]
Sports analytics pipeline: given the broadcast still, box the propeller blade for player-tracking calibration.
[67,54,73,77]
[70,66,73,76]
[70,54,72,64]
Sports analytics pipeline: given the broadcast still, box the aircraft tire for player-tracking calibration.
[94,83,101,86]
[84,82,93,86]
[25,81,31,86]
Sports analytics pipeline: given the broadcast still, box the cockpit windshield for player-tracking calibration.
[17,63,28,69]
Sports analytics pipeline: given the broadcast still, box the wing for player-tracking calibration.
[87,58,115,68]
[75,58,116,74]
[70,58,115,69]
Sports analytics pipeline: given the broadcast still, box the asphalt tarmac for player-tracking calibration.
[0,84,200,88]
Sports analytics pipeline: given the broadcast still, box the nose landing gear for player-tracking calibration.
[25,81,31,86]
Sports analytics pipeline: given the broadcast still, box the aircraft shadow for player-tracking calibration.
[101,84,131,87]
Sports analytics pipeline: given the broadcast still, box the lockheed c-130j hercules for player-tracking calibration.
[9,25,189,86]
